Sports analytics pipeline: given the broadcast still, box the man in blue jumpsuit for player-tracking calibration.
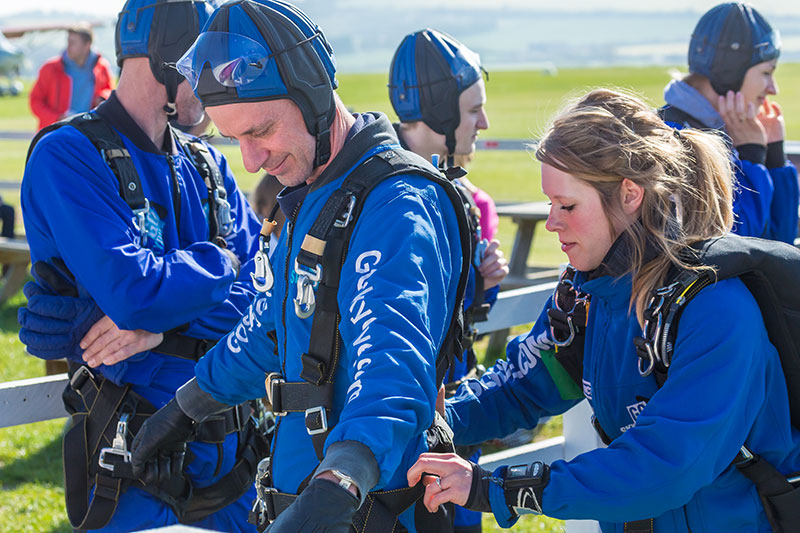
[18,0,264,530]
[389,28,507,533]
[130,1,467,531]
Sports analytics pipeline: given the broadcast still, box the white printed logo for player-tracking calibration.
[345,250,381,403]
[464,330,551,398]
[619,400,647,434]
[582,380,592,400]
[226,296,269,353]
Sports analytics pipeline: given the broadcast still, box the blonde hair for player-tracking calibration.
[535,88,735,323]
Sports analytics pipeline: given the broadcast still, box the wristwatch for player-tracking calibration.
[503,461,550,515]
[329,469,358,495]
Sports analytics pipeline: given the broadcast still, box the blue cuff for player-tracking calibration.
[485,284,500,307]
[315,440,380,507]
[489,466,519,529]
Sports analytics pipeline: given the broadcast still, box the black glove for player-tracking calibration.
[266,477,358,532]
[131,398,194,480]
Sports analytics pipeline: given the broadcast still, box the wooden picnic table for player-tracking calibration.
[495,201,552,284]
[0,237,30,304]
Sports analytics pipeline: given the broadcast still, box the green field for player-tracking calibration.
[2,64,800,532]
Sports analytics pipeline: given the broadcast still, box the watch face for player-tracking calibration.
[508,464,528,478]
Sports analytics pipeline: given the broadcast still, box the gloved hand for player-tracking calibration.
[131,398,195,480]
[266,477,358,532]
[18,260,104,360]
[131,378,231,479]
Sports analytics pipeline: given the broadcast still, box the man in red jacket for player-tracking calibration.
[29,24,114,130]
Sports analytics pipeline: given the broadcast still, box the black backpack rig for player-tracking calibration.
[546,233,800,532]
[26,113,270,529]
[631,233,800,532]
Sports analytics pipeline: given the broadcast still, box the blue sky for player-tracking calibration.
[2,0,800,18]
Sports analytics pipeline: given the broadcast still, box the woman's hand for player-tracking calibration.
[758,98,785,144]
[407,452,474,513]
[80,315,164,368]
[718,91,767,147]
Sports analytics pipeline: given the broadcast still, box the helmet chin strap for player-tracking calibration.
[162,67,180,122]
[313,115,331,168]
[445,131,456,169]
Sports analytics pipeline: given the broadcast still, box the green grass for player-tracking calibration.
[3,64,800,532]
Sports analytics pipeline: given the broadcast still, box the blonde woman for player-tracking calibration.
[408,88,800,531]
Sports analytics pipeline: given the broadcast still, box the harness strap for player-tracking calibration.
[67,114,147,212]
[178,420,269,524]
[63,365,151,530]
[153,330,215,362]
[62,364,263,529]
[623,519,653,532]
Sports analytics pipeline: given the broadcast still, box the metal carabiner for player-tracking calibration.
[551,315,576,348]
[638,342,656,377]
[294,275,316,318]
[250,235,274,293]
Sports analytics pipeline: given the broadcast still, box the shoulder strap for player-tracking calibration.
[173,128,234,243]
[27,113,146,213]
[270,145,472,461]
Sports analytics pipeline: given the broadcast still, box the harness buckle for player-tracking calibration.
[250,457,276,530]
[132,198,151,238]
[333,194,356,228]
[98,413,132,472]
[213,189,234,236]
[69,365,94,391]
[265,373,287,416]
[305,406,328,435]
[734,445,756,467]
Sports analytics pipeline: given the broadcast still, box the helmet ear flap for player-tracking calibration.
[416,38,461,154]
[389,28,483,157]
[688,2,780,95]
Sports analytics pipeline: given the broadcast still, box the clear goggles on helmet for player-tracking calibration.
[753,30,781,63]
[176,31,270,89]
[175,30,322,89]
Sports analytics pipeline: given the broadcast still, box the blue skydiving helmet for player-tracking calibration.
[115,0,215,118]
[389,28,485,156]
[177,0,338,167]
[689,2,781,95]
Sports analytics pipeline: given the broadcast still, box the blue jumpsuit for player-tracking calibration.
[662,79,799,243]
[22,93,262,532]
[447,245,800,531]
[193,113,464,531]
